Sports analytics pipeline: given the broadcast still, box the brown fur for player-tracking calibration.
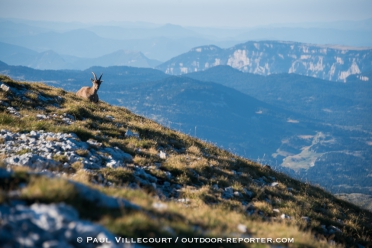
[76,72,103,103]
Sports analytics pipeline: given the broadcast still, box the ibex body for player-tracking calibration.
[76,72,103,103]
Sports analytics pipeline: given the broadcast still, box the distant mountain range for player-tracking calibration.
[157,40,372,82]
[0,20,218,62]
[1,61,371,197]
[1,17,372,64]
[0,42,161,70]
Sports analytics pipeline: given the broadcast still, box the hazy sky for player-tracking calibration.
[1,0,371,27]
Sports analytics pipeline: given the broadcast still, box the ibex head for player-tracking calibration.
[91,72,103,91]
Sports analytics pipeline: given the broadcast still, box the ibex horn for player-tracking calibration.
[98,73,103,81]
[91,72,97,80]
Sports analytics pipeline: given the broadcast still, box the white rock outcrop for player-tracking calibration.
[1,130,133,170]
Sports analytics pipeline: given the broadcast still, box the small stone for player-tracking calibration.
[159,151,167,159]
[152,202,167,210]
[28,138,37,145]
[63,113,75,121]
[280,214,291,219]
[36,114,48,120]
[62,118,71,124]
[105,115,115,121]
[29,130,38,137]
[270,182,279,187]
[87,139,102,148]
[164,171,172,178]
[234,191,242,197]
[237,224,247,233]
[273,209,280,213]
[106,160,120,168]
[1,84,10,92]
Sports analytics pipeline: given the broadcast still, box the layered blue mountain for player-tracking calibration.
[0,42,161,70]
[157,41,372,82]
[3,18,372,66]
[185,65,372,131]
[0,21,216,62]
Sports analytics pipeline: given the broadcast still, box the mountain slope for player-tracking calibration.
[1,74,371,247]
[156,41,372,82]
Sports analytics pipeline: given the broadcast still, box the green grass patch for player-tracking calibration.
[52,155,68,163]
[15,149,32,155]
[99,167,135,185]
[75,149,89,157]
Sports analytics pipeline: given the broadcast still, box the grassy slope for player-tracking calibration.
[0,74,371,248]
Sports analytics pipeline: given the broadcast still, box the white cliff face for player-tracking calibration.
[227,50,251,69]
[339,60,362,82]
[158,41,372,82]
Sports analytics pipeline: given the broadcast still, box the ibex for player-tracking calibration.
[76,72,103,103]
